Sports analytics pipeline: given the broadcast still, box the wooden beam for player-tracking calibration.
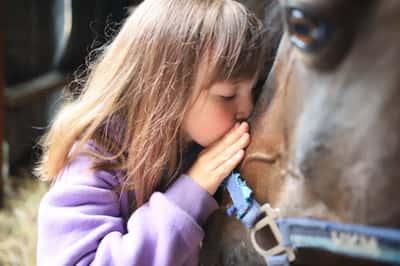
[0,2,5,207]
[5,71,68,108]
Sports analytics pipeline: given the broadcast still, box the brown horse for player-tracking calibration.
[200,1,400,265]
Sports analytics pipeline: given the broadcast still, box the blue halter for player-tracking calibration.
[222,172,261,228]
[222,172,400,266]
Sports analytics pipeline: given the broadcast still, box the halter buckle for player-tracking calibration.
[250,204,295,262]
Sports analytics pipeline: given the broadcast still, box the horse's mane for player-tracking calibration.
[264,0,283,55]
[259,0,283,82]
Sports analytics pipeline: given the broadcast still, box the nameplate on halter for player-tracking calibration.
[330,231,381,257]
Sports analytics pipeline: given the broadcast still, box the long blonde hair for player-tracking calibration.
[35,0,266,208]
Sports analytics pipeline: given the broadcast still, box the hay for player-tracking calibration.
[0,175,48,266]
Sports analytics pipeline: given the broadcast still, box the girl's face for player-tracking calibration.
[182,78,256,147]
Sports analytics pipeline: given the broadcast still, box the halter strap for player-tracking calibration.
[272,217,400,265]
[222,172,261,228]
[222,172,400,266]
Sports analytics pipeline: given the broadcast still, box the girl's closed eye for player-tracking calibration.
[220,94,236,101]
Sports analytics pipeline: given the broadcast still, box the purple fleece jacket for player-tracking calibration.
[37,142,219,266]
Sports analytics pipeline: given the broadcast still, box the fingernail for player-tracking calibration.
[234,122,240,128]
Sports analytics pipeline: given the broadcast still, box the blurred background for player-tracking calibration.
[0,0,265,265]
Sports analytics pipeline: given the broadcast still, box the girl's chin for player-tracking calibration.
[197,136,222,148]
[185,129,230,148]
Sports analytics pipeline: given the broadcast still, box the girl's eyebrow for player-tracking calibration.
[231,78,246,84]
[212,87,236,93]
[233,78,257,87]
[209,83,237,94]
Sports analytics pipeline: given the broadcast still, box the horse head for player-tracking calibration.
[200,1,400,265]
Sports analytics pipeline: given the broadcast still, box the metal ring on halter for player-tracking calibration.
[250,204,296,262]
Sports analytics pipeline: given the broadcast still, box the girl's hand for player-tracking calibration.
[187,122,250,195]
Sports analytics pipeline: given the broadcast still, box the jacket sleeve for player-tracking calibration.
[36,154,219,266]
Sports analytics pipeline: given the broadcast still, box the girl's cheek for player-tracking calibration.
[214,110,236,137]
[192,101,236,145]
[199,116,233,146]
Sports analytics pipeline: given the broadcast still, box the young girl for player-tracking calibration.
[36,0,266,265]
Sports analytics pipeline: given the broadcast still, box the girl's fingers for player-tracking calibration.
[211,132,250,169]
[215,149,245,180]
[224,132,250,158]
[209,122,249,158]
[189,124,250,194]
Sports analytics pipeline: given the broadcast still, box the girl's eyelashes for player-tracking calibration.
[221,95,236,101]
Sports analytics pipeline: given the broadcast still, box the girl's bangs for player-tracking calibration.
[205,3,266,85]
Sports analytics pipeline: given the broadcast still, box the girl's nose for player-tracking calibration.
[236,96,253,121]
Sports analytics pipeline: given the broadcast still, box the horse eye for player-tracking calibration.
[285,8,329,52]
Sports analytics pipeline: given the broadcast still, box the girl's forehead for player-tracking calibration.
[194,59,258,89]
[207,78,258,96]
